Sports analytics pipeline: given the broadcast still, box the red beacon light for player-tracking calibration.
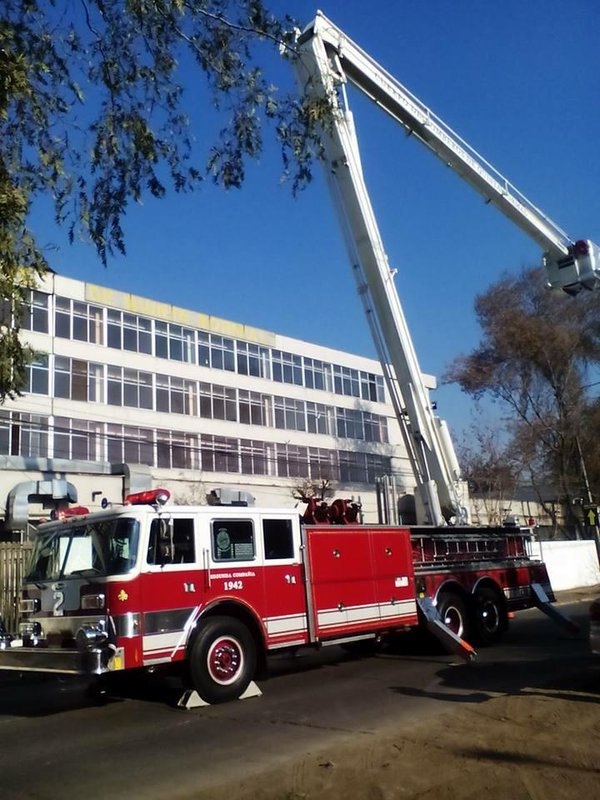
[124,488,171,506]
[51,506,90,520]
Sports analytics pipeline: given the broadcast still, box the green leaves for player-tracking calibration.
[1,1,331,399]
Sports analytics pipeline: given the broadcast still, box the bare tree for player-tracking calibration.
[291,477,335,503]
[457,419,520,525]
[446,267,600,537]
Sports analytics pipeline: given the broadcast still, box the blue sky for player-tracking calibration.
[29,0,600,441]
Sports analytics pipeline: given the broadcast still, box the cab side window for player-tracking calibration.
[147,518,195,565]
[263,518,295,560]
[212,520,255,562]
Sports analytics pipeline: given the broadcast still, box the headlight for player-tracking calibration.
[19,621,42,638]
[19,597,40,614]
[81,593,106,610]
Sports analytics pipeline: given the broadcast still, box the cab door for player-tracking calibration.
[138,514,201,665]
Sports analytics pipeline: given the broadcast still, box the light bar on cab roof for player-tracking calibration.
[124,489,171,506]
[51,506,90,520]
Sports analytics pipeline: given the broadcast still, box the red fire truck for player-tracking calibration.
[0,14,585,703]
[0,489,554,704]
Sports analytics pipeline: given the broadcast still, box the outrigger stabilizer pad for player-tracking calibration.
[417,596,477,662]
[531,583,580,636]
[177,681,263,709]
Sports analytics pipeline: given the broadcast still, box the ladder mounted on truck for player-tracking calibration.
[290,12,600,527]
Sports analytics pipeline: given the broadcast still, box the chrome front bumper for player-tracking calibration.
[0,643,123,675]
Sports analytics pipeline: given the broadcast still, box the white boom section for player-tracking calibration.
[295,13,600,296]
[293,15,469,525]
[292,12,600,525]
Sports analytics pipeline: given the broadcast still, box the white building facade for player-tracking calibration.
[1,273,420,535]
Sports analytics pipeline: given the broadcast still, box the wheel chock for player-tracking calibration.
[531,583,580,636]
[417,596,477,662]
[177,681,263,709]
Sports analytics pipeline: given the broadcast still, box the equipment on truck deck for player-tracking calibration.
[290,12,600,526]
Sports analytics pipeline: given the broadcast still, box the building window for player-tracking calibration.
[236,341,270,379]
[157,374,197,416]
[198,382,236,421]
[272,350,303,385]
[360,371,385,403]
[123,369,153,409]
[335,407,364,440]
[23,291,49,333]
[26,355,49,395]
[240,439,268,475]
[88,363,104,403]
[308,447,338,481]
[107,366,123,406]
[156,429,199,470]
[306,402,331,435]
[366,453,391,483]
[55,297,103,344]
[155,322,195,363]
[124,313,152,354]
[107,424,153,465]
[198,333,235,372]
[54,357,90,402]
[333,364,360,398]
[274,396,306,431]
[12,413,48,458]
[364,412,389,444]
[107,309,153,353]
[53,417,104,462]
[0,411,10,454]
[55,296,71,338]
[339,450,368,483]
[304,358,332,392]
[201,434,239,473]
[212,385,237,422]
[238,390,270,426]
[276,443,309,478]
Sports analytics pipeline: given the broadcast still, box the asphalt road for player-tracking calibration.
[0,594,596,800]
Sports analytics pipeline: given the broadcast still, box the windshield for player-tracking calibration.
[25,517,140,581]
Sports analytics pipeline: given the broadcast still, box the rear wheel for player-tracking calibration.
[473,587,506,646]
[189,617,256,704]
[437,591,470,641]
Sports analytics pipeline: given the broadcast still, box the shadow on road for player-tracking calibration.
[390,654,600,706]
[0,670,190,717]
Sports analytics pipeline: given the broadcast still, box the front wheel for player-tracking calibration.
[472,587,506,646]
[189,617,257,704]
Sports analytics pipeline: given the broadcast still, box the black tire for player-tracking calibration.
[437,591,470,641]
[189,616,256,704]
[472,586,506,646]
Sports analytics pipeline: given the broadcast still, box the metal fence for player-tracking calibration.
[0,543,34,633]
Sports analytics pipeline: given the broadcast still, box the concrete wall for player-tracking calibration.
[528,540,600,591]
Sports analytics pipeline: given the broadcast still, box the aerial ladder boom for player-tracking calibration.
[291,12,600,526]
[295,13,600,295]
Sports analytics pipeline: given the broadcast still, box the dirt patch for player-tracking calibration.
[186,667,600,800]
